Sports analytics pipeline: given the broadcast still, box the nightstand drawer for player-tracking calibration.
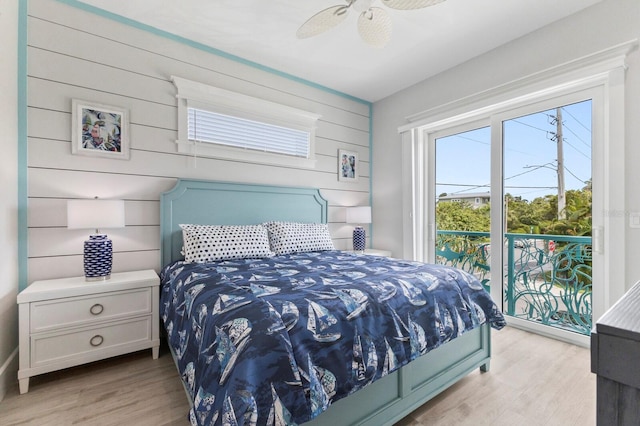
[31,316,152,367]
[30,288,151,333]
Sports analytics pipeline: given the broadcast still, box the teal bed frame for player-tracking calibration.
[160,179,492,425]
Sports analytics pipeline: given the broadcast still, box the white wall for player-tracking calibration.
[0,0,20,400]
[25,0,371,283]
[372,0,640,290]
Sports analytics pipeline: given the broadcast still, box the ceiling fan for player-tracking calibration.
[296,0,446,48]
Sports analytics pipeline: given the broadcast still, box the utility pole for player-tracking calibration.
[555,107,566,220]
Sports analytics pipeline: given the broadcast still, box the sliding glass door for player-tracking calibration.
[425,92,598,346]
[433,126,492,292]
[500,99,593,340]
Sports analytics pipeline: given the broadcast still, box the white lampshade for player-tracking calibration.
[67,199,125,231]
[346,206,372,224]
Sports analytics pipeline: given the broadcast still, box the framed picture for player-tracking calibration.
[338,149,358,182]
[72,99,130,160]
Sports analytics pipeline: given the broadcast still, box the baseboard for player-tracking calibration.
[505,317,590,348]
[0,347,19,401]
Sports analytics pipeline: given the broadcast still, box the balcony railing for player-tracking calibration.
[436,231,593,336]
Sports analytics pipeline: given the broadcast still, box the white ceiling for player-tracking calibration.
[77,0,601,102]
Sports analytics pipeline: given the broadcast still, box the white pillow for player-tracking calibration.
[264,222,335,255]
[179,224,274,263]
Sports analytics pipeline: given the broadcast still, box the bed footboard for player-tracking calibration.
[304,323,491,426]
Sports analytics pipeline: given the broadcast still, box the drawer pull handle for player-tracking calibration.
[89,304,104,315]
[90,335,104,347]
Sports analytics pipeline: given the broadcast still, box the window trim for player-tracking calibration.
[172,76,321,168]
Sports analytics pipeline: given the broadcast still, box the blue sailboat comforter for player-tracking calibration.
[160,251,506,426]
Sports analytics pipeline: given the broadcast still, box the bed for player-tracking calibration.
[159,179,506,426]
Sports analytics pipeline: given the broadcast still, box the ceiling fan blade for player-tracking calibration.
[381,0,446,10]
[357,7,392,48]
[296,5,351,39]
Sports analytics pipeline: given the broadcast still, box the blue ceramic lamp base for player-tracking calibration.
[353,226,366,252]
[84,234,113,281]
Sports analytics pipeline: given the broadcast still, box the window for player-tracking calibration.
[172,76,321,168]
[187,108,310,158]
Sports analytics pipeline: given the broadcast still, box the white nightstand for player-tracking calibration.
[17,270,160,394]
[349,249,392,257]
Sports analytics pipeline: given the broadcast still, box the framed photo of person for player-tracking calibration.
[338,149,359,182]
[71,100,130,160]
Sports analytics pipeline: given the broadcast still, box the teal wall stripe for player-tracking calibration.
[55,0,371,107]
[18,0,28,291]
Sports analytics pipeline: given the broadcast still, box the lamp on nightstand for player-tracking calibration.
[67,197,125,281]
[346,206,371,252]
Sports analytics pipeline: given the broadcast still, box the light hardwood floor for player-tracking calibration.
[0,326,595,426]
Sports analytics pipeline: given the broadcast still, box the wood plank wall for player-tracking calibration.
[26,0,371,283]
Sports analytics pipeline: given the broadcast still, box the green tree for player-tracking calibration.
[436,201,490,232]
[438,186,592,236]
[541,189,592,236]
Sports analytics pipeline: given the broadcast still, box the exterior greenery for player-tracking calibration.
[437,181,592,236]
[435,183,593,335]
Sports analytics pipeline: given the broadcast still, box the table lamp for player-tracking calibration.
[346,206,371,252]
[67,198,125,281]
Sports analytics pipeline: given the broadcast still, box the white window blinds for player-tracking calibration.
[172,76,320,168]
[187,108,310,158]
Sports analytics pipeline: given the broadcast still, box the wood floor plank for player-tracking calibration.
[0,327,595,425]
[396,326,596,426]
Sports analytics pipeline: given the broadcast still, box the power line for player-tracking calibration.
[438,106,590,199]
[446,162,556,194]
[455,134,489,145]
[510,162,555,180]
[439,161,587,194]
[563,165,588,184]
[562,106,591,132]
[562,122,591,149]
[563,139,591,160]
[439,128,535,156]
[512,116,591,159]
[511,119,549,134]
[436,183,556,189]
[515,188,557,196]
[547,114,591,160]
[506,185,557,189]
[437,183,489,188]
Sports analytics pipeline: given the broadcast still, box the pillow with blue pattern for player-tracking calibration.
[179,224,274,263]
[263,221,335,255]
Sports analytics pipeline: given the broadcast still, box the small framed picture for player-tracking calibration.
[338,149,358,182]
[72,100,130,160]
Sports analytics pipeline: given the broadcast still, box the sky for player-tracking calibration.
[435,99,592,202]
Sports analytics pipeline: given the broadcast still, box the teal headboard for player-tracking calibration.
[160,179,328,266]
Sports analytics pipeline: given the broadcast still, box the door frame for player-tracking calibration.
[400,44,631,346]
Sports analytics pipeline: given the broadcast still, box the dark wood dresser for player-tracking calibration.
[591,281,640,425]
